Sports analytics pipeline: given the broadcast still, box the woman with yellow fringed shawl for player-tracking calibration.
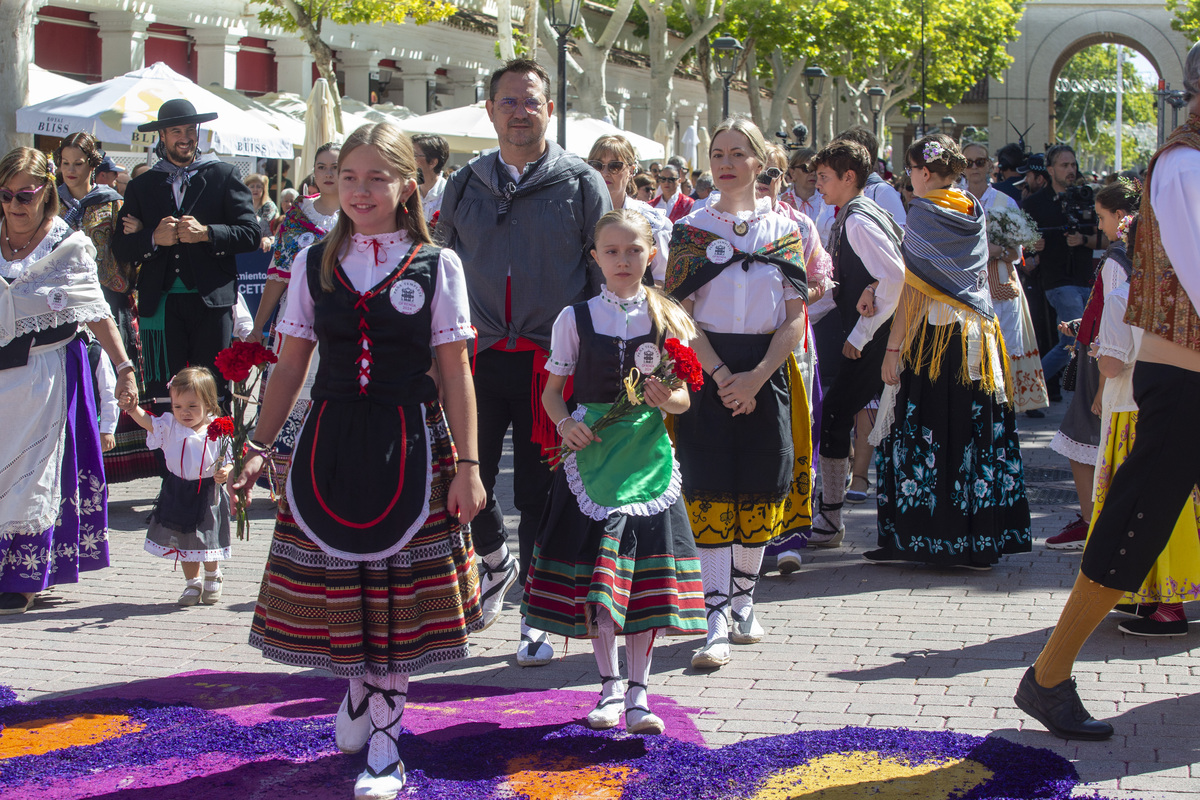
[866,134,1032,569]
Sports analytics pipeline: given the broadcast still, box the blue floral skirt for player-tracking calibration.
[875,325,1031,567]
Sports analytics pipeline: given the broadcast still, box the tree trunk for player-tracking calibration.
[0,0,35,153]
[497,0,517,61]
[524,0,539,57]
[744,46,764,130]
[277,0,342,131]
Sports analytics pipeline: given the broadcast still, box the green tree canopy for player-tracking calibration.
[1168,0,1200,39]
[1054,44,1157,170]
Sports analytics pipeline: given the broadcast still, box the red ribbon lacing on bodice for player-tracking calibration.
[335,243,423,396]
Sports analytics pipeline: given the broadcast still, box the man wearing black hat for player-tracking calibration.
[111,99,259,407]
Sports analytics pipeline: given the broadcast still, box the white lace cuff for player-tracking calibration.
[11,301,112,341]
[276,319,317,342]
[430,323,475,347]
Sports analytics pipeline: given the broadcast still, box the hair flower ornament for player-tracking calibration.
[1117,213,1137,244]
[923,140,946,164]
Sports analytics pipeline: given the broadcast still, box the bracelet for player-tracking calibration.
[886,347,900,352]
[246,439,273,456]
[456,458,480,465]
[865,286,876,294]
[114,359,134,375]
[555,417,571,436]
[710,362,726,376]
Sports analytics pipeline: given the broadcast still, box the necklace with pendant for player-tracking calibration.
[705,205,752,236]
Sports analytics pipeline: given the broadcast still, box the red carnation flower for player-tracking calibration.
[664,338,704,392]
[206,416,236,442]
[214,340,278,383]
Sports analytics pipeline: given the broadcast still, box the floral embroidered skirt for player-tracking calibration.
[1087,410,1200,604]
[875,325,1031,567]
[249,401,482,679]
[0,338,109,592]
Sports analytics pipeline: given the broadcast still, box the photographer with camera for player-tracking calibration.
[1021,144,1101,385]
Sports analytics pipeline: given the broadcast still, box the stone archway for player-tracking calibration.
[989,2,1192,152]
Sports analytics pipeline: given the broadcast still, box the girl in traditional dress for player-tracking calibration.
[665,118,815,669]
[0,146,137,614]
[120,366,232,605]
[252,143,341,488]
[231,123,484,800]
[960,142,1049,418]
[868,134,1031,569]
[522,209,706,734]
[1086,183,1200,637]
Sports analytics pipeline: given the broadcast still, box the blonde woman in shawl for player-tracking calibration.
[867,134,1031,569]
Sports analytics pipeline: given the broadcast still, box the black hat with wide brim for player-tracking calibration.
[137,98,219,132]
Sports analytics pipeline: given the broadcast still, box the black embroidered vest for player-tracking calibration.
[305,240,440,405]
[571,300,659,404]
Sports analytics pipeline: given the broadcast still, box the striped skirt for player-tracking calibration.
[249,402,483,679]
[521,472,706,639]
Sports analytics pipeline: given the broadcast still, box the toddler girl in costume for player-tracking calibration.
[119,366,231,605]
[522,209,706,734]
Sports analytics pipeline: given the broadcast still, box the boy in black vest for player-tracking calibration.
[810,140,906,545]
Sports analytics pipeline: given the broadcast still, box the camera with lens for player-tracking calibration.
[1059,184,1096,236]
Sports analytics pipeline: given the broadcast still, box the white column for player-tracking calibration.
[193,28,244,90]
[272,37,314,97]
[94,10,148,79]
[402,60,438,113]
[449,67,485,108]
[340,48,380,103]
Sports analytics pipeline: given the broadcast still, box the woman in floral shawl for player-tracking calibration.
[867,134,1031,569]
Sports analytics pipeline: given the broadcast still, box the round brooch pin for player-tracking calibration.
[706,239,734,265]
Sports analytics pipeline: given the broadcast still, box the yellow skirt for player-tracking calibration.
[1087,410,1200,604]
[685,355,812,547]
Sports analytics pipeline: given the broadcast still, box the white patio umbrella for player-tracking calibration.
[696,125,711,173]
[679,124,698,171]
[204,84,305,148]
[554,113,665,161]
[399,102,499,153]
[257,91,375,138]
[303,79,341,183]
[16,62,293,158]
[341,97,416,127]
[652,119,671,161]
[28,65,87,105]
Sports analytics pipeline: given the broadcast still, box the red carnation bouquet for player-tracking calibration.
[547,337,704,469]
[213,341,278,539]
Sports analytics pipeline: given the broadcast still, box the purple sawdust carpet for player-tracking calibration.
[0,671,1119,799]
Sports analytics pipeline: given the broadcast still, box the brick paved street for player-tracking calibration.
[1,398,1197,799]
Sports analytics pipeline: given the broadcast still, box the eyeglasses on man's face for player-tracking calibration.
[964,157,990,168]
[495,96,546,115]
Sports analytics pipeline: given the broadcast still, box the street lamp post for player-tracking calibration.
[867,86,886,146]
[940,115,956,137]
[712,36,743,119]
[906,102,922,138]
[547,0,583,153]
[803,66,827,148]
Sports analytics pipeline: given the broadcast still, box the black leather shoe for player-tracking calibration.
[1014,666,1114,740]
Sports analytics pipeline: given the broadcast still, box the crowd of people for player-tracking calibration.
[1,44,1198,800]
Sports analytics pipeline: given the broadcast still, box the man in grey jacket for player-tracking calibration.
[436,58,610,666]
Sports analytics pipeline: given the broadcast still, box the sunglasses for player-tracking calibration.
[755,167,784,185]
[495,96,545,115]
[657,176,678,184]
[904,166,915,176]
[587,160,627,173]
[965,157,990,168]
[0,185,45,206]
[790,164,813,173]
